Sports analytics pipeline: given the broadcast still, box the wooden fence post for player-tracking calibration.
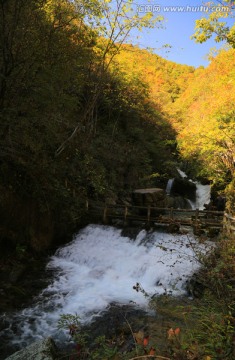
[144,206,151,229]
[103,205,108,224]
[123,206,128,226]
[147,206,151,223]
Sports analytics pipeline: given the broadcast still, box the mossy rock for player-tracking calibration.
[4,337,58,360]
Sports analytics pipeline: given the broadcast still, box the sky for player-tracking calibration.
[129,0,234,68]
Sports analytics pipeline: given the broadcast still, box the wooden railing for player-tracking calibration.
[89,204,224,231]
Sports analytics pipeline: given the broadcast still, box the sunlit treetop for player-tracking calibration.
[192,1,235,47]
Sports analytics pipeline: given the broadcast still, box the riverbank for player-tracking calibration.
[0,248,55,359]
[49,232,235,360]
[0,223,217,358]
[1,229,235,359]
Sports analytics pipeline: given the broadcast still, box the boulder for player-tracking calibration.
[165,195,192,209]
[167,178,196,201]
[168,223,180,233]
[186,270,205,298]
[132,188,165,207]
[4,338,58,360]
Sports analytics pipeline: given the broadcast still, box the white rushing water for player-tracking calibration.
[177,168,211,210]
[194,182,211,210]
[1,224,213,347]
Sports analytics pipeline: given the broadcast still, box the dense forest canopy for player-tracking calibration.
[0,0,235,252]
[1,3,235,359]
[172,49,235,183]
[113,44,195,109]
[0,0,176,251]
[112,42,235,195]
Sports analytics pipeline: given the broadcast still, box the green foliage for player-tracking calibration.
[57,313,159,359]
[58,314,89,353]
[113,44,195,111]
[57,240,233,359]
[192,2,235,47]
[225,177,235,215]
[58,314,119,359]
[0,0,176,251]
[191,298,234,358]
[182,235,235,359]
[187,5,235,195]
[90,336,118,359]
[171,48,235,190]
[134,232,235,360]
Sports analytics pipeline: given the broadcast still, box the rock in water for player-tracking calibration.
[4,338,57,360]
[168,223,180,233]
[132,188,165,207]
[170,178,196,201]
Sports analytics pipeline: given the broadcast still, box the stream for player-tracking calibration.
[0,175,213,358]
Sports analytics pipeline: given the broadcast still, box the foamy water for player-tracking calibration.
[1,224,213,347]
[195,182,211,210]
[177,168,211,210]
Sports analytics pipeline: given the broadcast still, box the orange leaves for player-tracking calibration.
[174,327,181,336]
[133,330,149,347]
[143,336,149,347]
[133,330,156,356]
[167,327,181,339]
[148,346,156,355]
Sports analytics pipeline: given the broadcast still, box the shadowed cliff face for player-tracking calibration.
[0,188,54,253]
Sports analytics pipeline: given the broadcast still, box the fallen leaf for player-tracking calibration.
[149,347,156,355]
[143,336,149,346]
[174,327,181,335]
[167,327,181,339]
[134,330,144,344]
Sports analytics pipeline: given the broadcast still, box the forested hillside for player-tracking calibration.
[115,44,235,214]
[1,0,235,255]
[113,44,195,110]
[0,0,177,252]
[171,49,235,213]
[2,2,235,358]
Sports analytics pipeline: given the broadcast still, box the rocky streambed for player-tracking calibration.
[0,223,213,359]
[0,251,54,359]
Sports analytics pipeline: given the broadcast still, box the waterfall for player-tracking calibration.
[193,181,211,210]
[176,168,187,178]
[0,225,213,350]
[176,168,211,210]
[166,178,175,195]
[0,169,213,354]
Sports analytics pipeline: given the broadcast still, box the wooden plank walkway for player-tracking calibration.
[89,204,224,232]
